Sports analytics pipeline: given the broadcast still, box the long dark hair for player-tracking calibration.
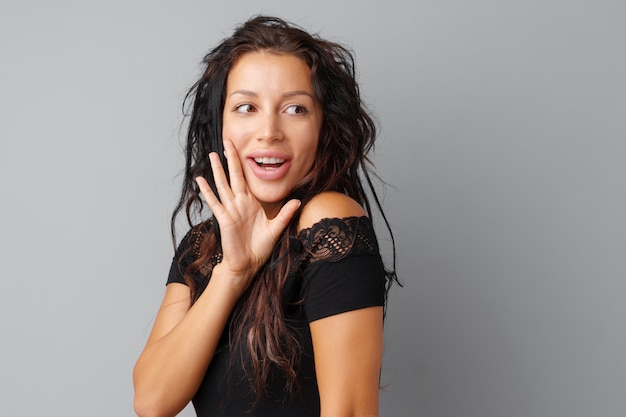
[171,15,398,399]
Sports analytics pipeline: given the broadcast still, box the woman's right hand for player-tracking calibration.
[195,140,300,294]
[134,142,299,416]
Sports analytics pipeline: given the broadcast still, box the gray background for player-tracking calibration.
[1,0,625,416]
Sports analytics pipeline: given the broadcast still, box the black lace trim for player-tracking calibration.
[185,216,379,277]
[182,218,222,278]
[296,216,379,263]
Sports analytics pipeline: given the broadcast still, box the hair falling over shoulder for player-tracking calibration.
[170,15,399,400]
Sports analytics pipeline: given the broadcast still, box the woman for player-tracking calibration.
[133,15,397,417]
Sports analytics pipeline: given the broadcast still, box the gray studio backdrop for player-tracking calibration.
[1,1,625,416]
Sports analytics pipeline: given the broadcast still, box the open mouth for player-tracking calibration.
[253,156,286,168]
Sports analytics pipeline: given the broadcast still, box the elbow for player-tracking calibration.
[134,382,191,417]
[134,383,181,417]
[133,394,174,417]
[133,373,158,417]
[133,363,175,417]
[133,366,190,417]
[133,394,162,417]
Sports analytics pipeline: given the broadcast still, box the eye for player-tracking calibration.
[285,105,308,115]
[234,103,256,113]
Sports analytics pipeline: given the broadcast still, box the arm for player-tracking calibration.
[133,141,300,417]
[310,307,384,417]
[132,269,241,417]
[299,192,384,417]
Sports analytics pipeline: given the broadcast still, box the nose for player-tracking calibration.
[257,113,284,143]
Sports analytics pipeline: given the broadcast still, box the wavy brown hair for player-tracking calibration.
[171,15,398,400]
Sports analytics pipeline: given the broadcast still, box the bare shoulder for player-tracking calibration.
[297,191,367,232]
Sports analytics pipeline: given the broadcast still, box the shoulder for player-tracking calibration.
[297,191,367,232]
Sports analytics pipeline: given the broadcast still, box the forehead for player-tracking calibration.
[226,51,314,93]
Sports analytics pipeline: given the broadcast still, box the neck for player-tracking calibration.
[261,201,283,220]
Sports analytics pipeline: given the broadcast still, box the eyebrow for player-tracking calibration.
[228,90,315,99]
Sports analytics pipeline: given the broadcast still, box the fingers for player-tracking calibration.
[200,140,299,236]
[208,152,234,203]
[223,140,247,195]
[195,176,224,217]
[199,142,249,220]
[207,141,246,201]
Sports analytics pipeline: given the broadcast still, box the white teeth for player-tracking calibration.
[254,157,285,164]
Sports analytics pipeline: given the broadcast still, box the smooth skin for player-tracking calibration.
[133,52,383,417]
[223,51,322,216]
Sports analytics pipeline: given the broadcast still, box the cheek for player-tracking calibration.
[303,137,319,169]
[221,121,233,140]
[221,123,244,149]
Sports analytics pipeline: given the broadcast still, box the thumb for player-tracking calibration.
[270,199,301,234]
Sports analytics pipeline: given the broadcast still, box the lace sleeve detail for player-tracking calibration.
[295,216,386,322]
[297,216,380,263]
[167,218,221,285]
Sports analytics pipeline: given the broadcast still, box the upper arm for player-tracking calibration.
[145,283,192,346]
[300,192,383,415]
[310,306,384,417]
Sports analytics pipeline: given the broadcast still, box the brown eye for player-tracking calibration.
[235,104,256,113]
[285,105,307,115]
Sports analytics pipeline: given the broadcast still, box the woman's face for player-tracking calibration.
[222,51,322,217]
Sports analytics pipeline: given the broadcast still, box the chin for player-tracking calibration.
[257,196,288,207]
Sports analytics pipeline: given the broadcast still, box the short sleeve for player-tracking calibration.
[166,228,196,286]
[166,220,215,287]
[298,216,386,322]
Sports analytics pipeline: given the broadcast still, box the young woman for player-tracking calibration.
[133,15,397,417]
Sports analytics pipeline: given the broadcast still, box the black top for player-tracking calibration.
[167,216,386,416]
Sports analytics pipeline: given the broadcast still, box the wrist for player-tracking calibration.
[210,263,254,297]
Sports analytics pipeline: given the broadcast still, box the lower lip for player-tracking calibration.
[246,158,292,181]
